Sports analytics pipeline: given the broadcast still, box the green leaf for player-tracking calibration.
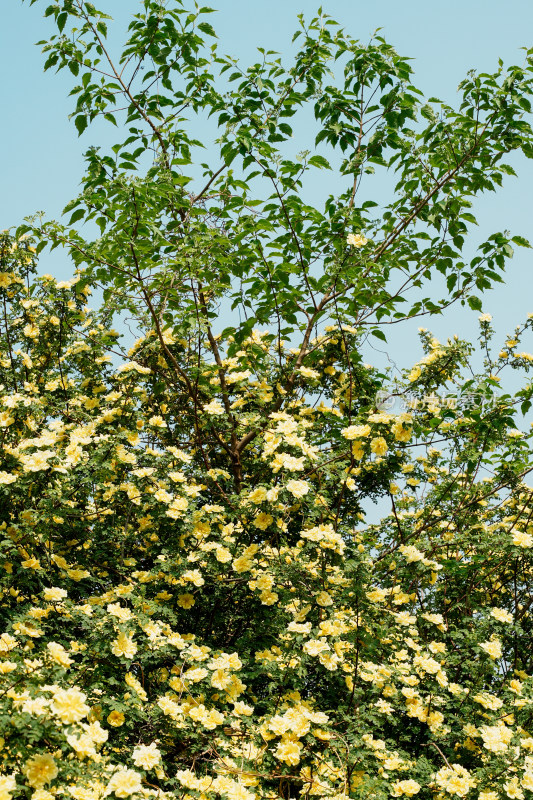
[308,155,332,170]
[57,11,67,32]
[512,235,531,248]
[75,115,88,136]
[69,209,86,225]
[198,22,216,36]
[468,296,483,311]
[15,224,32,239]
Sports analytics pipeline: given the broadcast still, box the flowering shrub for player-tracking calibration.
[2,231,533,800]
[6,1,533,797]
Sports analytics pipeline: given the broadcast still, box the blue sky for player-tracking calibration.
[2,0,533,370]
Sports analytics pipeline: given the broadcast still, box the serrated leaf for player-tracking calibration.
[198,21,216,36]
[468,296,483,311]
[512,235,531,248]
[308,155,331,170]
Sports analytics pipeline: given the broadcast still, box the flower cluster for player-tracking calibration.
[1,235,533,800]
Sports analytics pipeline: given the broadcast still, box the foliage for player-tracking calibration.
[3,2,533,800]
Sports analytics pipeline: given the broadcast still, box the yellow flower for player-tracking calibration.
[316,591,333,607]
[347,233,368,248]
[67,568,90,581]
[253,512,273,530]
[352,442,365,460]
[21,557,43,571]
[233,556,253,573]
[271,453,305,472]
[503,777,523,799]
[0,775,17,800]
[0,633,17,654]
[473,693,503,711]
[412,653,440,675]
[303,639,329,656]
[43,587,67,603]
[408,366,422,382]
[166,496,189,517]
[107,603,134,622]
[46,642,73,667]
[211,668,231,690]
[298,366,320,379]
[20,450,54,472]
[132,743,161,769]
[233,701,254,716]
[399,544,424,562]
[273,737,302,765]
[479,723,512,752]
[391,421,412,442]
[479,639,502,660]
[107,710,126,727]
[0,272,15,288]
[366,588,387,602]
[24,754,58,789]
[370,436,388,456]
[391,779,421,797]
[342,424,371,440]
[107,768,143,797]
[490,607,513,623]
[154,489,172,504]
[204,400,224,415]
[161,328,177,344]
[512,531,533,547]
[111,632,138,660]
[434,764,476,797]
[285,479,309,498]
[51,687,89,723]
[177,593,195,609]
[23,323,39,339]
[247,487,268,504]
[182,569,204,587]
[125,673,147,702]
[65,731,97,759]
[260,589,278,605]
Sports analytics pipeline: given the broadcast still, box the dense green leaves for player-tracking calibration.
[21,0,533,350]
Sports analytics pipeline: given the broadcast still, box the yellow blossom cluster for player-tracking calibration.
[1,234,533,800]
